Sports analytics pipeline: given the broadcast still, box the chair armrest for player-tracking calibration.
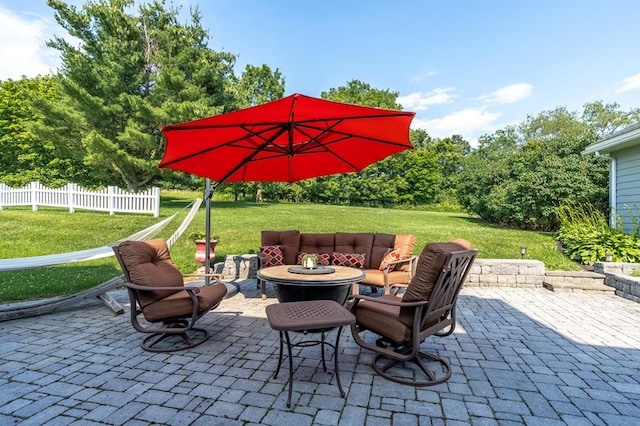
[123,282,201,293]
[351,293,427,308]
[183,273,224,279]
[390,283,409,295]
[380,255,418,273]
[256,252,268,269]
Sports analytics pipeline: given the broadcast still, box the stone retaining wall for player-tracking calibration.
[465,259,546,288]
[217,254,548,289]
[217,254,640,303]
[594,261,640,303]
[216,254,259,280]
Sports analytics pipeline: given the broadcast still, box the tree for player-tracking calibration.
[39,0,237,191]
[0,76,85,186]
[321,79,402,110]
[423,134,471,204]
[234,64,285,108]
[455,103,624,231]
[457,127,520,223]
[581,101,640,139]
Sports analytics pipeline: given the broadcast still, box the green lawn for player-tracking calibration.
[0,190,579,303]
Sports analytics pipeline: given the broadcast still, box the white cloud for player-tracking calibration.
[411,107,501,146]
[478,83,533,104]
[397,88,456,111]
[410,69,437,82]
[0,7,61,80]
[617,72,640,93]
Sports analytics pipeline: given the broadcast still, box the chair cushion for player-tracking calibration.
[261,230,300,265]
[142,284,227,323]
[352,295,411,344]
[117,239,184,308]
[331,252,366,268]
[360,269,411,287]
[399,240,470,327]
[261,245,284,267]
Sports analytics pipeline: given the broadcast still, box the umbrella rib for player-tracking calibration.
[215,126,289,184]
[159,124,286,168]
[295,122,413,148]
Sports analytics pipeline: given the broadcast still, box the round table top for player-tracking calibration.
[257,264,365,286]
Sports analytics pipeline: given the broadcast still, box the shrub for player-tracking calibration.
[557,204,640,265]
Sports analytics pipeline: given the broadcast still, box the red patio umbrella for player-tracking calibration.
[159,93,415,277]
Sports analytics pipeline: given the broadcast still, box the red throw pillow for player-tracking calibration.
[260,245,284,267]
[379,249,401,271]
[297,252,331,266]
[331,252,365,269]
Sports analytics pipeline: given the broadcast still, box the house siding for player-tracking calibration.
[615,145,640,233]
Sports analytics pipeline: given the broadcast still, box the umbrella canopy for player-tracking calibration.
[159,93,415,183]
[159,93,415,281]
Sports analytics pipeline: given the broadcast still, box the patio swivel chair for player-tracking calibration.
[349,240,477,386]
[113,239,227,352]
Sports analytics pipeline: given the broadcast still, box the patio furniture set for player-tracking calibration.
[112,234,477,408]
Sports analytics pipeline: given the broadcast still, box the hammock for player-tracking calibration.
[0,198,202,272]
[0,198,203,321]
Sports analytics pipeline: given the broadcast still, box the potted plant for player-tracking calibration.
[189,231,219,265]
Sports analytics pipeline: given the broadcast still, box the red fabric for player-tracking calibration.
[159,93,415,183]
[331,252,366,269]
[379,249,401,271]
[260,245,284,267]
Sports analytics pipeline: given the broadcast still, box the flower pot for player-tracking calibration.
[194,239,218,265]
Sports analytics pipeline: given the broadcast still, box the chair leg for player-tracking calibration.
[261,280,267,300]
[140,327,209,353]
[372,350,451,386]
[284,331,294,408]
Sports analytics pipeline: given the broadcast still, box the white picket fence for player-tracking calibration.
[0,182,160,217]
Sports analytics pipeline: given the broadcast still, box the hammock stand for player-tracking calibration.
[0,198,202,322]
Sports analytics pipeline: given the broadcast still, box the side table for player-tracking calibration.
[265,300,356,407]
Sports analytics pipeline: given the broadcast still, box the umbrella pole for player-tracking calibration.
[204,178,213,286]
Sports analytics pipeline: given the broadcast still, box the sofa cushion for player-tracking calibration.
[360,269,411,287]
[297,252,331,266]
[398,240,470,327]
[394,234,417,271]
[299,233,335,255]
[370,233,396,271]
[335,233,374,268]
[261,230,300,265]
[331,252,366,269]
[260,245,284,267]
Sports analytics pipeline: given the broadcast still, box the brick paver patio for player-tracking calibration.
[2,281,640,425]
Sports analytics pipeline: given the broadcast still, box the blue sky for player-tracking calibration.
[1,1,639,145]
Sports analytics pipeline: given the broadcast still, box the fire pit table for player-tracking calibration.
[257,265,365,305]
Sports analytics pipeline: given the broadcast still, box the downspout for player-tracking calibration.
[610,157,617,229]
[596,151,616,228]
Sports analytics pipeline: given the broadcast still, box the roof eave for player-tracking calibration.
[582,126,640,155]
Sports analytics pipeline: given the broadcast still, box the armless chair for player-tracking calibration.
[349,240,477,386]
[113,239,227,352]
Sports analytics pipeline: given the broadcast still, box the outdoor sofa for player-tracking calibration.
[258,230,418,298]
